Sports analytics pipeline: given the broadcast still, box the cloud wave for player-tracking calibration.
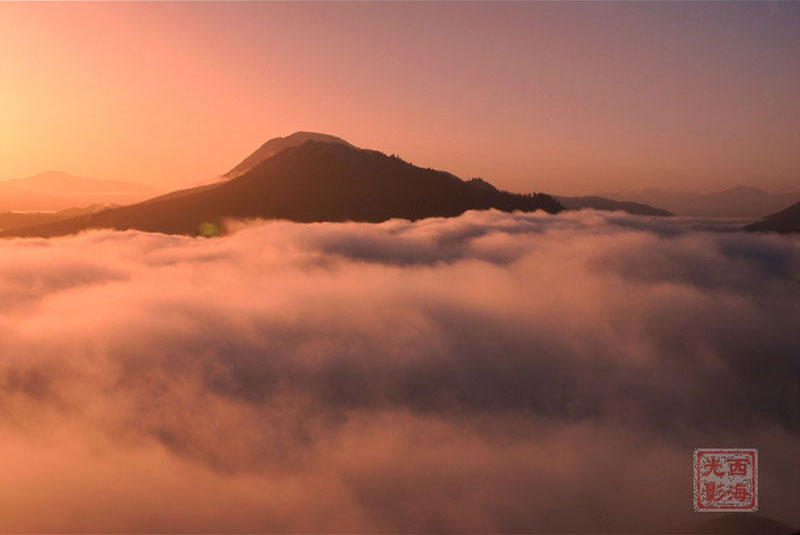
[1,210,798,532]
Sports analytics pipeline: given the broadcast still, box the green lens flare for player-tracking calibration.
[198,221,219,237]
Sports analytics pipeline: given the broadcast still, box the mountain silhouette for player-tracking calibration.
[599,186,800,218]
[556,195,673,216]
[746,200,800,233]
[223,131,354,179]
[1,140,562,238]
[0,171,157,211]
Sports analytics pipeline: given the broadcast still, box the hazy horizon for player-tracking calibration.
[2,2,799,195]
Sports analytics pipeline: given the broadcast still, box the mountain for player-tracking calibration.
[0,204,118,232]
[0,171,158,211]
[223,131,354,179]
[556,195,673,216]
[1,140,562,238]
[600,186,800,218]
[746,200,800,233]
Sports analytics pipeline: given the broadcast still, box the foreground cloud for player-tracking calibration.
[0,210,798,532]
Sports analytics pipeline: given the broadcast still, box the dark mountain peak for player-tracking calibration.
[224,131,354,178]
[284,137,361,157]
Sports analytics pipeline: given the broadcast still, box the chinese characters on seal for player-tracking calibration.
[694,448,757,512]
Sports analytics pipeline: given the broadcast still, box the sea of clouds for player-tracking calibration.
[0,209,798,532]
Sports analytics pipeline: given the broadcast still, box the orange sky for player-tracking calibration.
[1,1,798,195]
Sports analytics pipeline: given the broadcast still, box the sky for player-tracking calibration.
[1,1,799,195]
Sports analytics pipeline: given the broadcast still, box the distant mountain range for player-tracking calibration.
[746,200,800,233]
[599,186,800,218]
[0,171,158,212]
[1,138,561,238]
[556,196,673,216]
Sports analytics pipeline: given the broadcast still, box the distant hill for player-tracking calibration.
[556,195,673,216]
[223,131,354,179]
[0,204,118,232]
[600,186,800,218]
[746,200,800,233]
[0,171,158,211]
[2,140,562,238]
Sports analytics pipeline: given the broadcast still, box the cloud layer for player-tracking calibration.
[1,210,798,532]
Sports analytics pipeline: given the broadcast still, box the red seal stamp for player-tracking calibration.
[694,448,757,512]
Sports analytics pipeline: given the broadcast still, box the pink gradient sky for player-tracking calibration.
[1,1,798,195]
